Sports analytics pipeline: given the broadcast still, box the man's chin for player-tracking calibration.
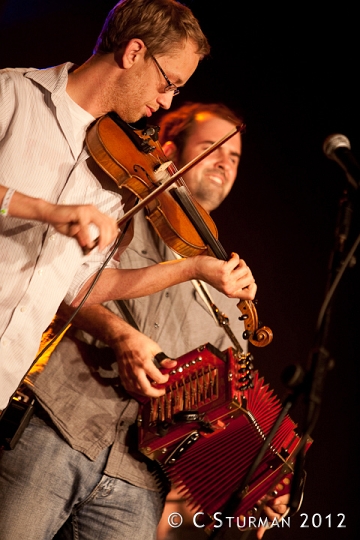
[208,194,227,212]
[113,109,145,125]
[196,195,222,213]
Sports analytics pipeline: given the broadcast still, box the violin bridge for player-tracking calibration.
[154,161,173,186]
[154,161,172,173]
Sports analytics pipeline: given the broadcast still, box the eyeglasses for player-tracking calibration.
[150,54,180,96]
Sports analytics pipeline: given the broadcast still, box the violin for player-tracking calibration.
[86,113,273,347]
[87,112,225,257]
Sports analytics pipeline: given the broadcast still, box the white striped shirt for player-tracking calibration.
[0,63,124,408]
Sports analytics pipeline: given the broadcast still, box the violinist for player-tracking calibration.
[0,0,256,411]
[0,103,287,540]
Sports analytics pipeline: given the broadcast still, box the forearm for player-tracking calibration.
[72,252,257,307]
[0,184,118,250]
[73,258,198,306]
[58,301,136,347]
[0,184,53,221]
[73,253,256,306]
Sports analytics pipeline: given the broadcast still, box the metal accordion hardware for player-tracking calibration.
[135,343,312,529]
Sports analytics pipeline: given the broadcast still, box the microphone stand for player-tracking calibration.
[288,182,360,514]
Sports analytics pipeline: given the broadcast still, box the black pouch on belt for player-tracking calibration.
[0,386,36,450]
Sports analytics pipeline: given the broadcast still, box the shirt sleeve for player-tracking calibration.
[63,248,121,305]
[0,71,16,142]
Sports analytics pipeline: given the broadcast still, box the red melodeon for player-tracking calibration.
[135,344,312,527]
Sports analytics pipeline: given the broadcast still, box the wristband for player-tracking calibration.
[0,188,16,217]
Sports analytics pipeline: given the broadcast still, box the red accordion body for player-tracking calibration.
[136,344,312,525]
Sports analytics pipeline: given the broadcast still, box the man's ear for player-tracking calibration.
[162,141,178,162]
[115,38,146,69]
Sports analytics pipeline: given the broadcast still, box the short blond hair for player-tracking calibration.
[94,0,210,58]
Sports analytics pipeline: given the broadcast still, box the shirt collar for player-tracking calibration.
[24,62,75,98]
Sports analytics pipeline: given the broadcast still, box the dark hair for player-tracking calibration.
[94,0,210,58]
[158,102,244,156]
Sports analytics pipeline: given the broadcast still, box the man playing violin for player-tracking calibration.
[0,103,289,540]
[0,0,256,411]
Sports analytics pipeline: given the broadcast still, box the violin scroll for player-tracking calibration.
[238,300,273,347]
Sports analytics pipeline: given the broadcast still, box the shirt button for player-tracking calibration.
[38,269,43,276]
[165,292,170,297]
[154,322,159,329]
[20,306,26,312]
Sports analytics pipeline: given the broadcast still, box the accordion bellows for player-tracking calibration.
[136,344,311,525]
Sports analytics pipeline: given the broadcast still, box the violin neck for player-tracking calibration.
[170,186,228,261]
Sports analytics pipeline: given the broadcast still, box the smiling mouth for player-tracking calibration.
[207,173,225,186]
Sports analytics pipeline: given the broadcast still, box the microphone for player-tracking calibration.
[323,134,360,190]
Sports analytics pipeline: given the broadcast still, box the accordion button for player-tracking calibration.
[283,477,291,485]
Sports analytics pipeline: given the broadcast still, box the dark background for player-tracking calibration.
[1,1,359,539]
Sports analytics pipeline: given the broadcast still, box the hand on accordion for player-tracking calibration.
[111,325,176,398]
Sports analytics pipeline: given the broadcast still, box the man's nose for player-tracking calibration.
[157,92,173,110]
[214,152,232,172]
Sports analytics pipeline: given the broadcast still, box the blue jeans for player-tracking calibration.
[0,413,164,540]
